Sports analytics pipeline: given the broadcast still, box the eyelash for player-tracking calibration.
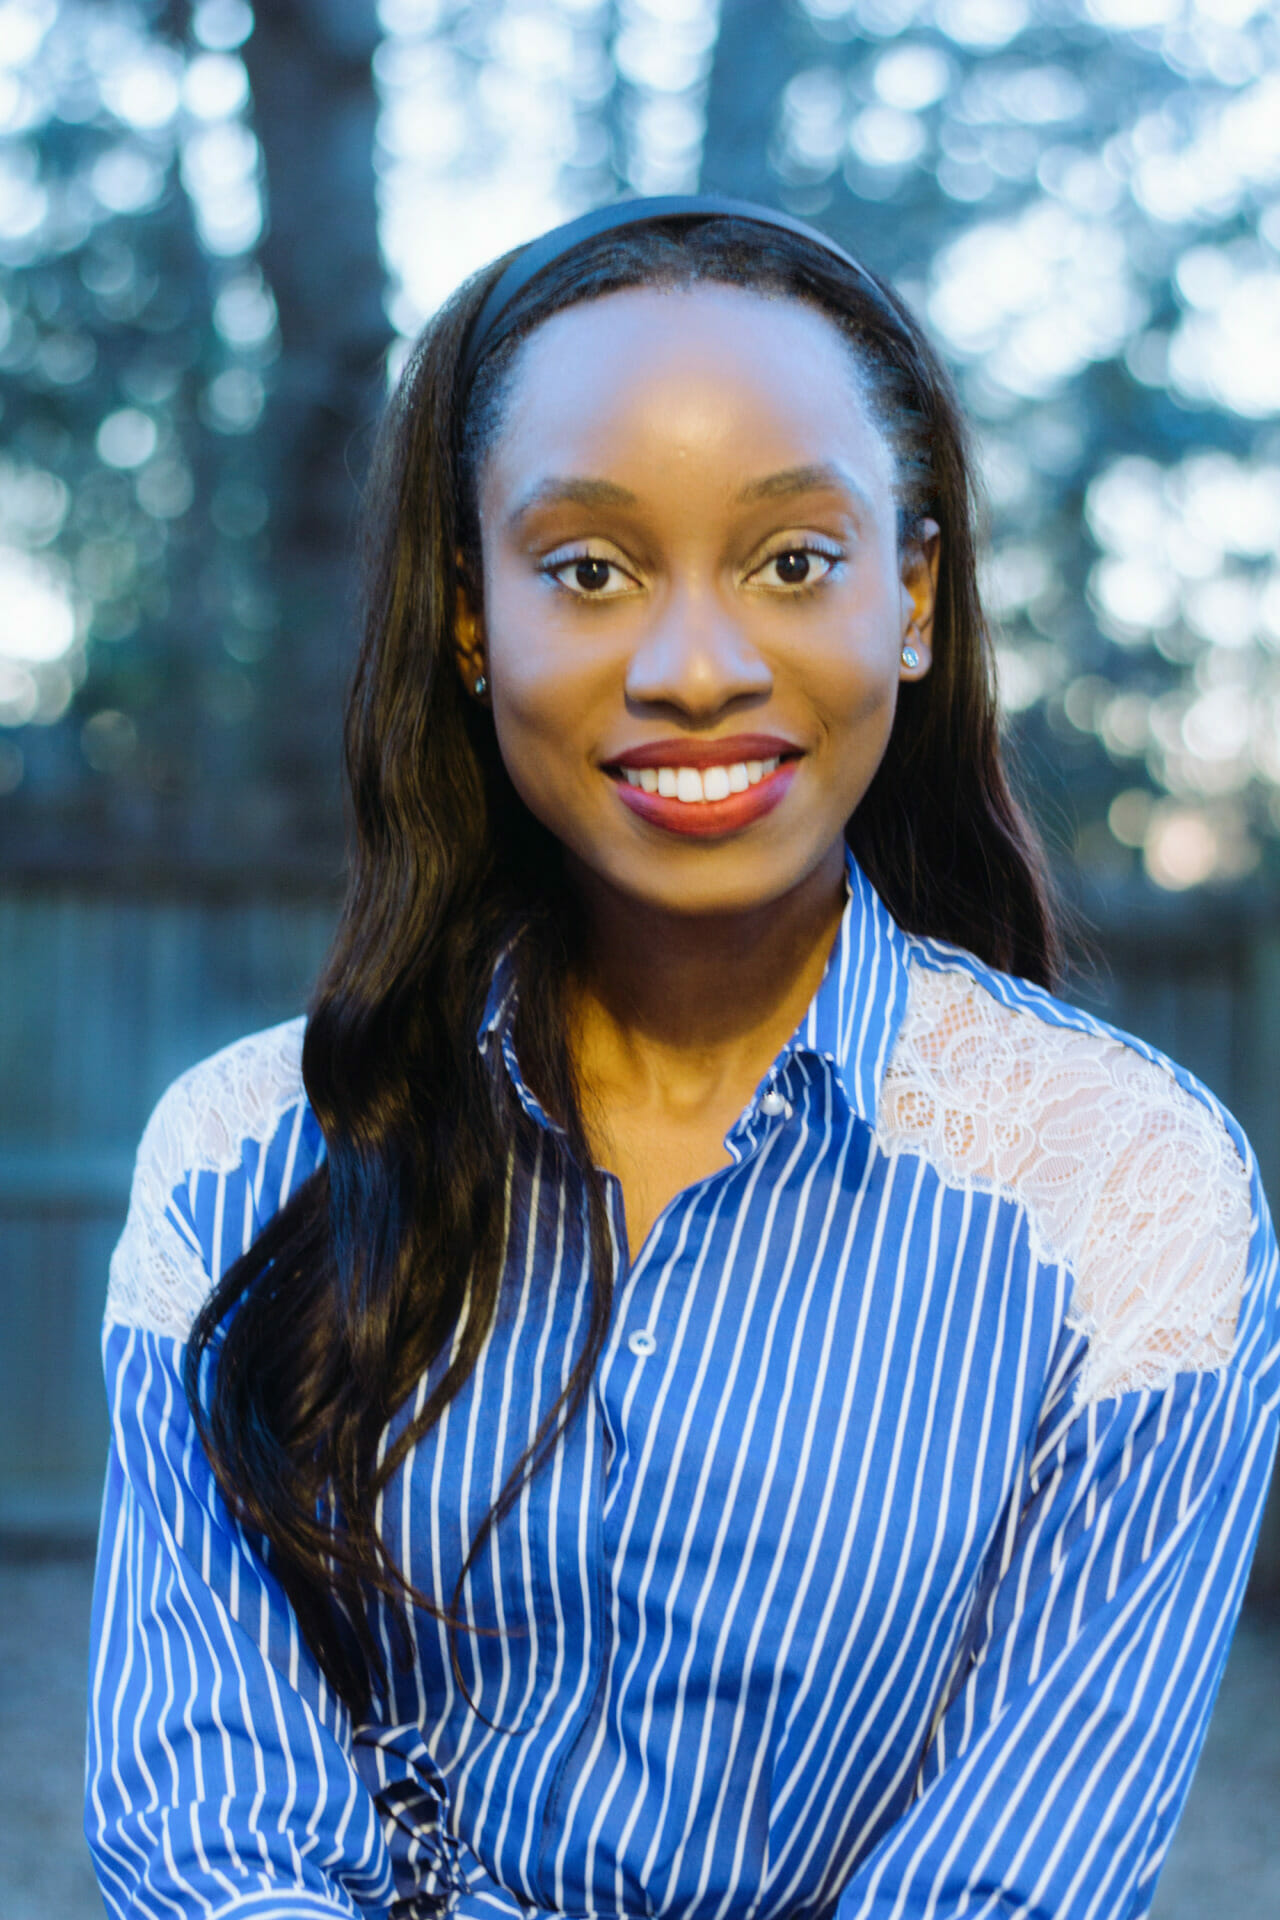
[540,541,844,601]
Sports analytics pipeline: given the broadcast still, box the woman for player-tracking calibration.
[87,197,1278,1920]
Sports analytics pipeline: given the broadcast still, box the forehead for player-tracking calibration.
[483,281,894,508]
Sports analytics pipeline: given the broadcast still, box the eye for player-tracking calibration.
[542,551,636,599]
[752,545,841,591]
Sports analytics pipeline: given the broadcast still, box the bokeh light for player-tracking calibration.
[192,0,253,55]
[373,0,722,363]
[0,543,76,662]
[96,407,157,470]
[928,201,1145,398]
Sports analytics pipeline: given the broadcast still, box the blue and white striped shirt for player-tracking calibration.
[86,848,1280,1920]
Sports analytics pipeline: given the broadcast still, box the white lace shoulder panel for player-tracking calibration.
[106,1017,309,1341]
[875,964,1252,1404]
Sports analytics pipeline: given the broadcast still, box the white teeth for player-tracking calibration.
[619,756,789,801]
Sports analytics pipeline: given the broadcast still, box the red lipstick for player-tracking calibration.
[604,735,803,839]
[613,763,798,836]
[606,733,801,770]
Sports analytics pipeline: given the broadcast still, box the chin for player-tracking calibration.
[584,833,837,918]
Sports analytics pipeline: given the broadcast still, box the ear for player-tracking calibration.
[898,518,941,681]
[453,551,488,699]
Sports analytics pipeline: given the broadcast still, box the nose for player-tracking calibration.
[623,579,773,719]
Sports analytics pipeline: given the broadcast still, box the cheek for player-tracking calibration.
[486,623,610,819]
[493,647,593,748]
[804,618,903,736]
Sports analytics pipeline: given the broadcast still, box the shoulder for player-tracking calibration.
[879,940,1271,1402]
[106,1018,318,1341]
[135,1015,311,1186]
[885,937,1246,1155]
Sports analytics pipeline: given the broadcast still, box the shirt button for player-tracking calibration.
[760,1089,792,1119]
[627,1328,657,1357]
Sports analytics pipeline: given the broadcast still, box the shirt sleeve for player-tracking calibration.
[84,1066,402,1919]
[84,1055,565,1920]
[831,1167,1280,1920]
[86,1334,403,1918]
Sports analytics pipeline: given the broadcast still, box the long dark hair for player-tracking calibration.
[184,214,1063,1724]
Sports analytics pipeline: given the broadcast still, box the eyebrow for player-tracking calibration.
[506,477,638,531]
[504,461,870,533]
[735,461,870,511]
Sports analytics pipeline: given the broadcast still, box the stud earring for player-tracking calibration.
[901,644,920,671]
[473,673,488,697]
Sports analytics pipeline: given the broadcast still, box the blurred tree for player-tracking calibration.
[0,0,387,883]
[235,0,387,879]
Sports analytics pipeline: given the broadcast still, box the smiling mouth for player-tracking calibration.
[605,752,801,804]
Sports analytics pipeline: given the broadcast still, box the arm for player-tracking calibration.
[85,1047,564,1920]
[86,1039,406,1917]
[832,1145,1280,1920]
[85,1099,398,1917]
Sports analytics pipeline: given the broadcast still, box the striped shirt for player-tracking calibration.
[86,847,1280,1920]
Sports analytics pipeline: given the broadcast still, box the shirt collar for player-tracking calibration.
[476,844,913,1134]
[790,843,914,1126]
[476,940,565,1137]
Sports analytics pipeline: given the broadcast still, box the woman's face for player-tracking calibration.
[456,281,939,921]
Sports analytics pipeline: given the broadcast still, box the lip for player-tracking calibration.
[610,757,800,838]
[604,733,803,772]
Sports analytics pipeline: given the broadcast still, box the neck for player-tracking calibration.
[564,841,849,1112]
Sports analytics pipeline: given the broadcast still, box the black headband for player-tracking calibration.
[456,193,886,395]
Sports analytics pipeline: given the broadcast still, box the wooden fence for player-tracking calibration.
[0,890,337,1540]
[2,885,1277,1601]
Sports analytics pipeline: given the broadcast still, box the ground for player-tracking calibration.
[2,1555,1276,1917]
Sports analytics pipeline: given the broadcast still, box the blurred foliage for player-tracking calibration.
[1,0,1279,912]
[0,1,274,868]
[0,0,384,881]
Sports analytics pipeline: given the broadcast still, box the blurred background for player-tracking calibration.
[0,0,1277,1911]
